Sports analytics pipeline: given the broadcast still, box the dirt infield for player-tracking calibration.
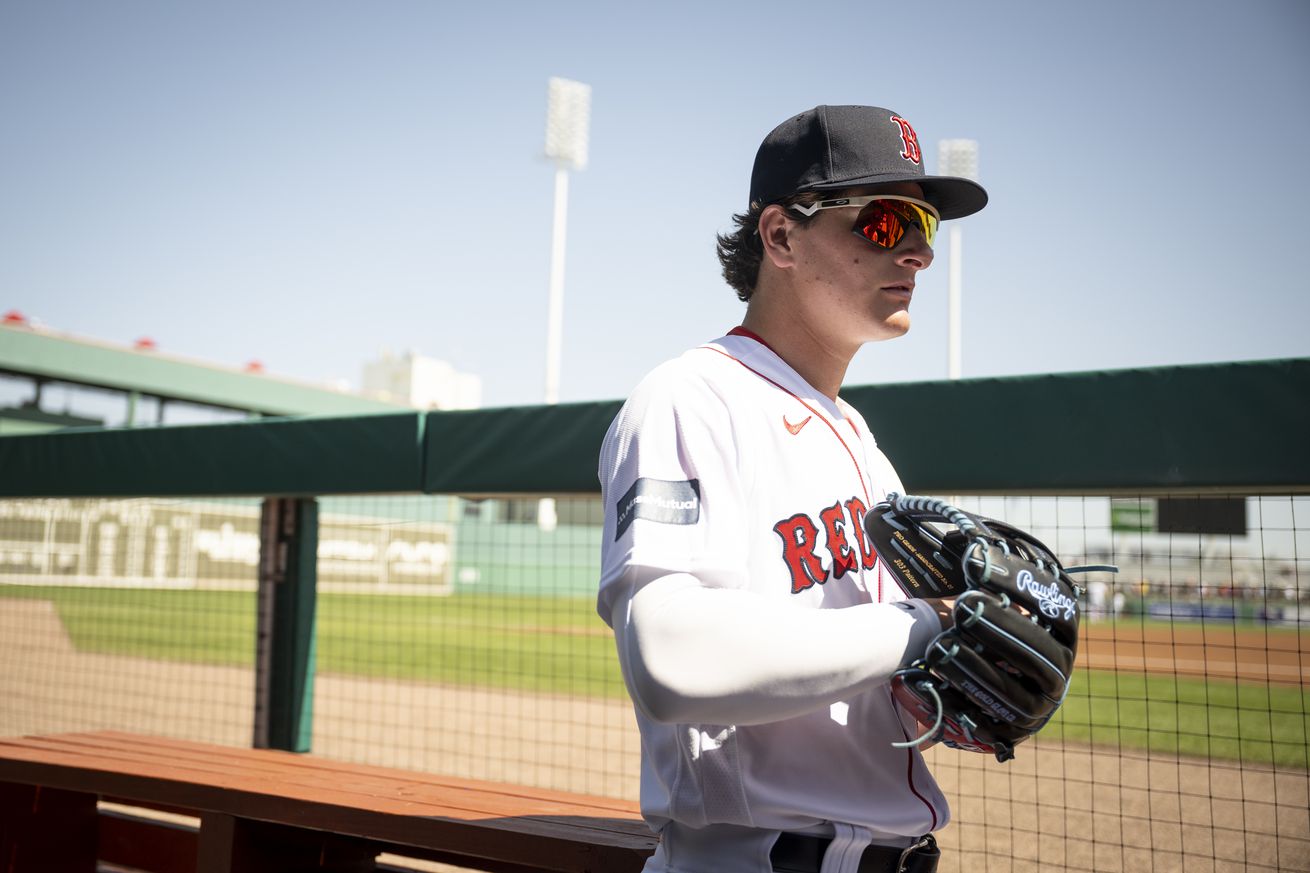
[4,598,1308,872]
[1079,622,1309,685]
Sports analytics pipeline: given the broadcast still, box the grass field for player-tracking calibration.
[1,585,625,697]
[4,584,1307,768]
[1051,669,1309,768]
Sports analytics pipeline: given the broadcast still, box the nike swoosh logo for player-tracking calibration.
[783,415,812,435]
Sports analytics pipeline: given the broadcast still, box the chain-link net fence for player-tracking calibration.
[2,493,1306,871]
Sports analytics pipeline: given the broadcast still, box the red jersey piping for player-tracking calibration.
[889,685,941,830]
[704,338,885,600]
[708,336,927,823]
[698,345,871,509]
[727,325,776,353]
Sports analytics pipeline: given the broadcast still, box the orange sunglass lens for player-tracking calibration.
[855,201,937,249]
[856,208,906,249]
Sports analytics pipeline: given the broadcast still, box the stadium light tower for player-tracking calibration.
[938,139,979,380]
[539,78,590,533]
[542,77,591,406]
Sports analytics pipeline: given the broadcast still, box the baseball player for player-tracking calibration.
[597,106,987,873]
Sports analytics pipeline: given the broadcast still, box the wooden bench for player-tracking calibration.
[0,731,658,872]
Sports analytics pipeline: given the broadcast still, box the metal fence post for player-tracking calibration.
[254,497,318,752]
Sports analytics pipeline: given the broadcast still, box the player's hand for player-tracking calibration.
[921,598,956,631]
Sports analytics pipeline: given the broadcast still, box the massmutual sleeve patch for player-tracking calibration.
[615,478,701,540]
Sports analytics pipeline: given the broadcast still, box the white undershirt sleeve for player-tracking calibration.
[610,571,943,726]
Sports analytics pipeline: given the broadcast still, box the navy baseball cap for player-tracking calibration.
[749,105,988,220]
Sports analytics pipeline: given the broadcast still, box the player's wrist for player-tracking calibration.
[894,599,947,665]
[920,597,956,631]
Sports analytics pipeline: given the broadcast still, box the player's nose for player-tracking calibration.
[896,227,934,271]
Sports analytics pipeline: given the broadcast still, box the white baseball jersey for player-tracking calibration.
[598,329,949,862]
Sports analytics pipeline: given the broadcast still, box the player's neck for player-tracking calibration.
[739,308,853,401]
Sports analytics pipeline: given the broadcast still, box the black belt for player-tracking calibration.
[770,832,939,873]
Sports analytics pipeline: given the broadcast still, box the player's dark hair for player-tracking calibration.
[716,191,824,302]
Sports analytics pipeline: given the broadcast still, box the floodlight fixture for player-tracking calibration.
[545,77,591,171]
[938,139,979,182]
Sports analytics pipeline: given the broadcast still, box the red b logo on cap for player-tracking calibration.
[889,116,922,165]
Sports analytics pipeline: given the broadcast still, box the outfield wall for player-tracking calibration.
[3,358,1308,498]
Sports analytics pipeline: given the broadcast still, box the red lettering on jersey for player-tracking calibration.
[889,115,922,165]
[773,513,828,594]
[844,497,878,570]
[819,501,858,579]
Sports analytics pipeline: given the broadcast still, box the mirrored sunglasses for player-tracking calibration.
[791,195,940,250]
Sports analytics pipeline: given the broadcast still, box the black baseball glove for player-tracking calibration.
[865,493,1115,762]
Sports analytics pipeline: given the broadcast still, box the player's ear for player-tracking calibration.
[758,204,798,269]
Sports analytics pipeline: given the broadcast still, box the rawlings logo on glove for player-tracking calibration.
[1017,570,1078,621]
[865,494,1116,762]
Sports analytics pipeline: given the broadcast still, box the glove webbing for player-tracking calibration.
[886,492,980,537]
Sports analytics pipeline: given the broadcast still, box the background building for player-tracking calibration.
[361,349,481,411]
[0,311,480,434]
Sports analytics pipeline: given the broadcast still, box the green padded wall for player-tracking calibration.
[844,358,1310,493]
[1,359,1306,497]
[0,413,425,497]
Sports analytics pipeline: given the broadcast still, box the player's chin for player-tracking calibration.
[882,311,911,337]
[863,314,910,344]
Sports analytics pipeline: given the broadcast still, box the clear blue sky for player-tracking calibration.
[3,0,1307,409]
